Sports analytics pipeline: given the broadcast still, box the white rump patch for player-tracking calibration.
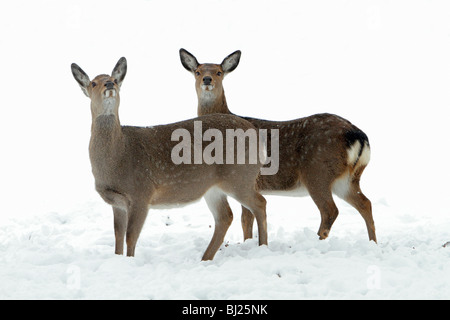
[347,141,371,167]
[359,142,371,167]
[347,140,361,166]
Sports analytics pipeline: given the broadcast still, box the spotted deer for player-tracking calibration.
[71,57,268,260]
[180,49,376,242]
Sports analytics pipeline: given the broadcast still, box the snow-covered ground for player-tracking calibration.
[1,0,450,299]
[1,196,450,299]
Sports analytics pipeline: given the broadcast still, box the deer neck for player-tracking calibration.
[197,88,231,116]
[89,113,125,176]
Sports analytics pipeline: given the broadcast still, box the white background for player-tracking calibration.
[0,0,449,299]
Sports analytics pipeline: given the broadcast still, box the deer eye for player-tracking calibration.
[217,72,222,76]
[92,82,97,87]
[195,71,200,76]
[114,79,118,84]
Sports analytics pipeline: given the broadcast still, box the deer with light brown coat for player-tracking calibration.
[71,57,268,260]
[180,49,376,243]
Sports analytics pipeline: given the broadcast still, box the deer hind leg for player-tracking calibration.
[344,168,377,242]
[113,207,127,255]
[202,188,233,261]
[241,206,255,241]
[345,188,376,242]
[125,202,149,257]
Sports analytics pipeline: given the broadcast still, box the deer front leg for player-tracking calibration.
[246,193,268,246]
[125,203,149,257]
[241,206,255,241]
[113,207,127,255]
[233,191,268,246]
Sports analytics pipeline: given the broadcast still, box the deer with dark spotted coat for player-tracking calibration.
[180,49,376,242]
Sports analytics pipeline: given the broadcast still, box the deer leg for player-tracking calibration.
[202,190,233,261]
[125,203,149,257]
[233,192,268,246]
[308,188,339,240]
[97,187,129,209]
[113,207,127,255]
[241,206,255,241]
[345,183,377,243]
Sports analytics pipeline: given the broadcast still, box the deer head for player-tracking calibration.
[180,49,241,110]
[71,57,127,119]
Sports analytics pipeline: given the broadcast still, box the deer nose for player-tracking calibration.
[105,81,114,89]
[203,76,212,85]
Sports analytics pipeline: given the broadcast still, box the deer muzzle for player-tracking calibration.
[104,89,116,98]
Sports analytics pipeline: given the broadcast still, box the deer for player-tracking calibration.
[180,48,377,243]
[71,57,268,260]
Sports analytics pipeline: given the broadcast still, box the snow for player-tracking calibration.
[1,198,449,299]
[1,0,450,300]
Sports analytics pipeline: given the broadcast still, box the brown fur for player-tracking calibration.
[71,57,268,260]
[180,49,376,242]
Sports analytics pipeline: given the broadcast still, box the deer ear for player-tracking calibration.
[112,57,127,87]
[221,50,241,74]
[71,63,90,97]
[180,48,199,74]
